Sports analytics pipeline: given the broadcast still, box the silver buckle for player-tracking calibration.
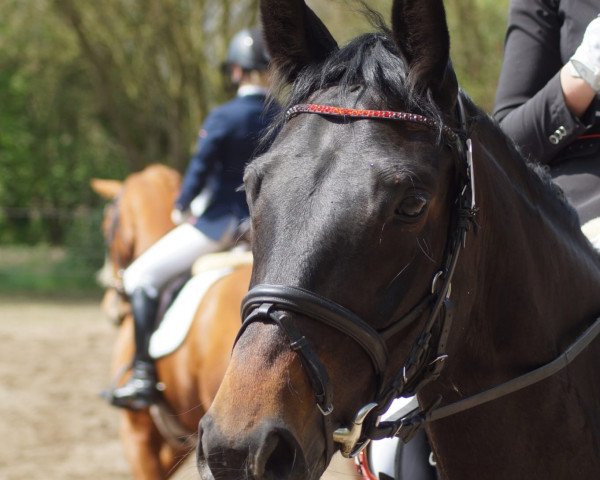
[431,271,451,299]
[333,402,378,458]
[318,402,334,416]
[466,138,476,210]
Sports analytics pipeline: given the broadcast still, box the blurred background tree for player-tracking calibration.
[0,0,508,292]
[309,0,509,109]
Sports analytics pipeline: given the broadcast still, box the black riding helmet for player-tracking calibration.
[226,28,270,72]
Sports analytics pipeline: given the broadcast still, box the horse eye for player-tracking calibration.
[396,195,428,218]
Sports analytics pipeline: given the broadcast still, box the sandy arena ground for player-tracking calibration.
[0,297,360,480]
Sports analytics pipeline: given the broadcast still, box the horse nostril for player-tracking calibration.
[197,420,217,480]
[256,429,305,480]
[264,436,294,479]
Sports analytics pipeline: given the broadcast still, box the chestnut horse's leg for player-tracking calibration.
[112,265,252,479]
[113,318,186,479]
[120,411,185,480]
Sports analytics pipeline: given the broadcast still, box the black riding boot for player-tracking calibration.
[111,288,160,410]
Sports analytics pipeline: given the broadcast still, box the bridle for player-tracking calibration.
[234,96,600,461]
[100,193,128,297]
[235,96,475,456]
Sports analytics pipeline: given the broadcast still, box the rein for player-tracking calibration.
[237,96,600,461]
[102,192,127,296]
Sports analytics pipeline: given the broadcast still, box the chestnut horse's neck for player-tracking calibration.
[116,164,180,263]
[423,108,600,479]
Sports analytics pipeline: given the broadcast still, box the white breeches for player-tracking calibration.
[123,223,229,297]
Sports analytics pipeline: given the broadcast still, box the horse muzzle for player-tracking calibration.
[197,414,311,480]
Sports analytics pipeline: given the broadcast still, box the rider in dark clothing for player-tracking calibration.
[174,83,278,239]
[494,0,600,229]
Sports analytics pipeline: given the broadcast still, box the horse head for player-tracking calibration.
[196,1,470,478]
[91,165,180,322]
[198,0,600,477]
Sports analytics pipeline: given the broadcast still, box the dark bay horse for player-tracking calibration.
[92,164,252,479]
[198,1,600,479]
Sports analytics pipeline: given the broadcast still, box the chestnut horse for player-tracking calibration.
[198,1,600,479]
[92,164,251,479]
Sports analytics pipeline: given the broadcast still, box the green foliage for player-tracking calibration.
[0,0,126,244]
[0,242,103,295]
[308,0,509,111]
[0,206,104,295]
[446,0,509,111]
[0,0,258,245]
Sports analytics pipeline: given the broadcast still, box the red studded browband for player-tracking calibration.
[285,103,457,140]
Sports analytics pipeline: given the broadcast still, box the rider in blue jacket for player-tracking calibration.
[110,28,279,410]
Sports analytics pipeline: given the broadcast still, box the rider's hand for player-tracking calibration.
[570,16,600,91]
[170,208,185,225]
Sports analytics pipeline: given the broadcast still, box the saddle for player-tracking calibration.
[149,247,253,359]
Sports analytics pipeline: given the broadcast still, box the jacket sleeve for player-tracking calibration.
[493,0,592,164]
[175,109,229,211]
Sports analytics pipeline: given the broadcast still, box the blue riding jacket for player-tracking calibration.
[175,89,279,240]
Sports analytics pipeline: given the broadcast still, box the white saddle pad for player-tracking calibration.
[149,267,234,359]
[582,217,600,250]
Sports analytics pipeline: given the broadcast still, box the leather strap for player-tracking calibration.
[379,295,435,341]
[242,285,389,378]
[235,302,336,461]
[286,104,458,141]
[374,314,600,442]
[428,314,600,421]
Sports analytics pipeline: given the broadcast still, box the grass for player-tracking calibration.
[0,244,103,298]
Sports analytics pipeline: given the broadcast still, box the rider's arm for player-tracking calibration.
[175,109,229,212]
[493,0,596,165]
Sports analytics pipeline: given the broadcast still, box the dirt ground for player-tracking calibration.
[0,297,360,480]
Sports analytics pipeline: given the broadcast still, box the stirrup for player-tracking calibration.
[110,378,159,410]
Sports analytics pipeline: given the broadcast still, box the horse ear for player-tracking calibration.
[90,179,122,200]
[391,0,458,112]
[260,0,338,82]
